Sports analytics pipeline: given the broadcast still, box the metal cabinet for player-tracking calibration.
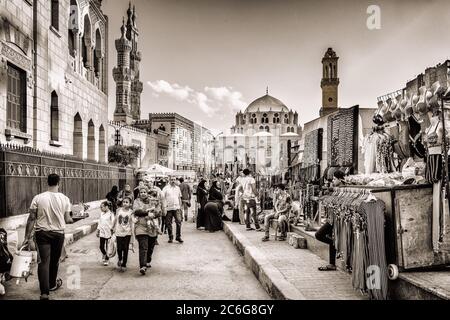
[362,185,450,270]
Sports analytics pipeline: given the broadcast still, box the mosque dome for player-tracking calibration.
[245,94,290,113]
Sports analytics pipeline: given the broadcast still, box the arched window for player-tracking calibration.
[73,113,83,158]
[265,126,270,132]
[94,29,102,78]
[99,125,105,162]
[259,126,264,131]
[87,120,95,161]
[68,29,75,57]
[329,63,333,78]
[51,0,59,31]
[274,113,280,124]
[82,15,91,70]
[50,91,59,141]
[68,0,78,58]
[6,63,27,132]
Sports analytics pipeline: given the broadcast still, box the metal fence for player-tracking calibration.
[0,144,136,218]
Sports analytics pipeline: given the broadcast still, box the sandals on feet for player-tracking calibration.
[318,265,337,271]
[49,278,63,292]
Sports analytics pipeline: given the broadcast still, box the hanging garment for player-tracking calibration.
[360,200,388,300]
[362,134,379,174]
[432,182,441,253]
[425,154,442,184]
[408,115,426,158]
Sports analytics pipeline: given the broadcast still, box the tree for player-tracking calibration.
[108,145,141,167]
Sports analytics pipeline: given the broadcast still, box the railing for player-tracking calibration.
[0,143,136,218]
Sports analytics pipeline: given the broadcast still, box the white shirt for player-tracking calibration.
[162,184,182,211]
[240,176,256,200]
[97,211,114,238]
[30,191,71,232]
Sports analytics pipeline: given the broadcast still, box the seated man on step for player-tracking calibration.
[261,184,292,242]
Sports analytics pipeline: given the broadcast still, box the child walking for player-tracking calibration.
[96,201,114,266]
[112,197,134,272]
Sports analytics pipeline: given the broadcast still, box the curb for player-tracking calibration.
[223,222,306,300]
[65,221,99,245]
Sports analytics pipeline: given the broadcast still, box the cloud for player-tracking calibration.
[204,86,247,112]
[147,80,192,101]
[147,80,247,117]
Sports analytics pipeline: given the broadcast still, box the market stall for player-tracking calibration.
[136,164,174,181]
[299,128,323,230]
[311,83,450,299]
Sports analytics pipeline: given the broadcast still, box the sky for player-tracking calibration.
[102,0,450,133]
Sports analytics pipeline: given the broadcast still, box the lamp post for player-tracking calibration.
[212,131,223,175]
[108,121,135,165]
[108,121,135,146]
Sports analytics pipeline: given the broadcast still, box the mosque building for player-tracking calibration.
[215,89,302,178]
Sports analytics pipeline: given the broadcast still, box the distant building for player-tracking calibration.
[216,90,302,179]
[113,2,143,124]
[320,48,339,117]
[0,0,109,162]
[109,3,169,168]
[109,120,170,168]
[148,113,214,173]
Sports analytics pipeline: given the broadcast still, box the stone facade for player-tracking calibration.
[147,113,214,172]
[320,48,339,117]
[0,0,109,162]
[193,122,214,175]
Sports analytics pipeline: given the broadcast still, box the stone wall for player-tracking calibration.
[0,0,109,162]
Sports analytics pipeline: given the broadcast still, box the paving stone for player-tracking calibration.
[224,216,367,300]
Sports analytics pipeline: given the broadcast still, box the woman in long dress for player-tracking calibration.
[196,180,208,230]
[205,181,224,232]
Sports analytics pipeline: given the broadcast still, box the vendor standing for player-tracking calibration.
[315,170,346,271]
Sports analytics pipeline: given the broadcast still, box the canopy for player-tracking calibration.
[253,131,273,137]
[137,164,174,176]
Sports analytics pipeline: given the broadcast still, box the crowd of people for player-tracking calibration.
[16,167,298,300]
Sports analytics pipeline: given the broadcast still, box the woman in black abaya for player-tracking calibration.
[196,180,208,230]
[204,181,224,232]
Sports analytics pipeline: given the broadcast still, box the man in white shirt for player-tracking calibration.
[162,176,183,243]
[22,174,73,300]
[237,169,261,231]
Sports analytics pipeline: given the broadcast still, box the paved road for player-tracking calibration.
[2,218,270,300]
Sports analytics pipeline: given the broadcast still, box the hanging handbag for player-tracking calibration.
[107,235,117,259]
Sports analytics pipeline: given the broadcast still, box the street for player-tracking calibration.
[1,218,270,300]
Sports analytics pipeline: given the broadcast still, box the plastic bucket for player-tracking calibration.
[9,246,33,278]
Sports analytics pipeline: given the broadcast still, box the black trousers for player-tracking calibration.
[166,210,182,240]
[116,235,131,267]
[136,235,157,268]
[35,230,65,295]
[244,199,260,229]
[160,216,166,233]
[315,222,336,266]
[99,237,109,260]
